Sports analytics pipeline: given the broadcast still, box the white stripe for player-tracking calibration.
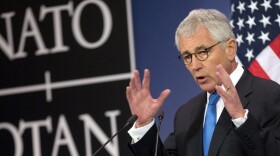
[126,0,136,72]
[256,46,280,84]
[45,71,52,102]
[0,72,131,97]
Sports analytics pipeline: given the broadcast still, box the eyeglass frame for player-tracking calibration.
[178,41,221,65]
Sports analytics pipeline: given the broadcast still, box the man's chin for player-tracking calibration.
[198,85,216,93]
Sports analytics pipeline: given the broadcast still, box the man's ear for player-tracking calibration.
[225,38,237,61]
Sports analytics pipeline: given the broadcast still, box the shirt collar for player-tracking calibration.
[230,63,244,87]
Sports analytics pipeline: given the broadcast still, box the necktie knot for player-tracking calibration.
[208,92,220,106]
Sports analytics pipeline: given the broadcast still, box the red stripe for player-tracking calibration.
[269,34,280,59]
[248,60,271,80]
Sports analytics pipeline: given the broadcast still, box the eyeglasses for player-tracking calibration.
[178,42,221,65]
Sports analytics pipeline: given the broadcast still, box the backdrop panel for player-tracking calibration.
[0,0,135,155]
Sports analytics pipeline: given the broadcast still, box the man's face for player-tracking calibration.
[178,26,233,93]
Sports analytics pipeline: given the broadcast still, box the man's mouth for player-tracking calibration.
[196,76,206,83]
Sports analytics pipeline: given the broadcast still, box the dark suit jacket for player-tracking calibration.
[129,70,280,156]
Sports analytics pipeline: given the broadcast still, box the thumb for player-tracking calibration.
[157,89,171,104]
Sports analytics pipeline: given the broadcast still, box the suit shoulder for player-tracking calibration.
[175,92,205,116]
[251,76,280,92]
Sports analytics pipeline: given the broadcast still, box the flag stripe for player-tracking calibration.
[248,60,271,80]
[267,62,280,84]
[269,34,280,59]
[255,45,280,80]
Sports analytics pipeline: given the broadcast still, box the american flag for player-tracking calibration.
[231,0,280,84]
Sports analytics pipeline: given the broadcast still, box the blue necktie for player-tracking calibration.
[203,92,220,156]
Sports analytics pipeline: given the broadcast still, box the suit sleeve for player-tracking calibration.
[128,123,179,156]
[128,123,172,156]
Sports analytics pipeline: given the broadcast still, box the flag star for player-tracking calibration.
[231,4,235,13]
[236,34,244,46]
[230,20,235,28]
[275,14,280,27]
[259,14,271,28]
[237,1,246,14]
[248,0,259,13]
[260,0,272,12]
[237,17,245,30]
[258,31,270,44]
[276,0,280,9]
[246,16,256,29]
[245,49,255,62]
[245,32,255,45]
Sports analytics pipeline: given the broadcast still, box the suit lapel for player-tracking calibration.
[208,109,232,156]
[208,69,253,156]
[181,92,207,156]
[235,69,253,108]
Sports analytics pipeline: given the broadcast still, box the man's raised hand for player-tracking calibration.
[126,69,171,128]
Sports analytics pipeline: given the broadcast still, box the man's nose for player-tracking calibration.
[190,56,203,71]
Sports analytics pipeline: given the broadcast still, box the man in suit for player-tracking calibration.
[126,9,280,156]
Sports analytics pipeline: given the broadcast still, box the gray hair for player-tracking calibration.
[175,9,235,50]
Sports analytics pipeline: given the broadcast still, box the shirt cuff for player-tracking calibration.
[232,109,249,127]
[128,119,155,144]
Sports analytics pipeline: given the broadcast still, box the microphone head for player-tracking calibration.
[126,114,138,125]
[158,110,165,120]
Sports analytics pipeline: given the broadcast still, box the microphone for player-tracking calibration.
[154,110,165,156]
[92,114,138,156]
[158,111,164,122]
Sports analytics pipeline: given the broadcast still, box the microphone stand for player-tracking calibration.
[154,111,164,156]
[92,115,138,156]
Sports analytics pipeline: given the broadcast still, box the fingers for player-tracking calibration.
[126,86,132,102]
[130,70,140,90]
[157,89,171,105]
[215,85,230,99]
[134,70,141,91]
[128,70,140,96]
[128,69,150,92]
[142,69,150,91]
[216,64,232,86]
[215,65,245,119]
[126,69,149,104]
[216,64,234,92]
[215,64,233,100]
